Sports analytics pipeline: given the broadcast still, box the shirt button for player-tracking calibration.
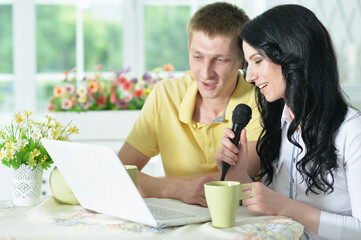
[292,178,295,183]
[276,163,279,168]
[209,147,213,152]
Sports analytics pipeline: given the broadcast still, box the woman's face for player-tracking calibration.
[242,41,286,102]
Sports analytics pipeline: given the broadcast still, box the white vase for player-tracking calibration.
[12,164,43,206]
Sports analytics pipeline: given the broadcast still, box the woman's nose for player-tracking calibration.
[245,67,256,83]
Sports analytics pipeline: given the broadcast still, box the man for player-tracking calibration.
[118,2,261,207]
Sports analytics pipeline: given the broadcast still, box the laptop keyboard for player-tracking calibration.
[147,205,196,220]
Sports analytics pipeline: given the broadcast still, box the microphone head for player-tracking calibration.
[232,104,252,124]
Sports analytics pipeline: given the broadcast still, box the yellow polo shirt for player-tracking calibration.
[126,73,262,176]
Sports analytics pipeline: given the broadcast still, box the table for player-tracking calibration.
[0,197,304,239]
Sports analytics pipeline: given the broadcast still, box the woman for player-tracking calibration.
[215,4,361,239]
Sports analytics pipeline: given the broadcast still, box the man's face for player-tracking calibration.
[189,30,243,101]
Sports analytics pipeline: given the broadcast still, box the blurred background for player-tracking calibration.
[0,0,360,117]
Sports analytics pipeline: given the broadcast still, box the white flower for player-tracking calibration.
[31,128,42,140]
[123,92,133,103]
[4,142,17,155]
[17,139,29,149]
[77,87,87,96]
[0,148,6,160]
[38,125,49,136]
[61,133,70,141]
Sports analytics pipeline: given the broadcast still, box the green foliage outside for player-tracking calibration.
[83,9,123,72]
[0,82,13,113]
[0,5,13,112]
[145,6,190,71]
[1,4,192,113]
[0,5,12,74]
[36,5,76,72]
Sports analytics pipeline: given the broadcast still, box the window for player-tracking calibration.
[0,5,12,74]
[84,3,124,72]
[0,0,359,117]
[36,2,125,112]
[36,4,76,112]
[36,5,76,73]
[0,4,13,113]
[144,4,190,71]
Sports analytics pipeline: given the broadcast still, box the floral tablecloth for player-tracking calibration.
[0,197,304,240]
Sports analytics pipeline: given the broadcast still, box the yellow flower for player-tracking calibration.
[40,155,47,164]
[22,110,33,117]
[14,113,26,124]
[77,87,87,96]
[50,128,61,139]
[1,110,78,170]
[29,149,41,160]
[153,67,162,73]
[29,158,36,166]
[78,94,87,103]
[54,120,63,129]
[5,150,13,159]
[4,141,17,153]
[68,126,79,134]
[143,88,151,95]
[45,115,55,122]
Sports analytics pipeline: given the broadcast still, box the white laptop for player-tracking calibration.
[42,139,211,228]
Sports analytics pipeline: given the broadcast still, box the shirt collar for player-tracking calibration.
[179,72,246,124]
[225,73,248,121]
[179,77,198,124]
[280,104,293,129]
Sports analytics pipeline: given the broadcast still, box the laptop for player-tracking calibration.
[42,139,211,227]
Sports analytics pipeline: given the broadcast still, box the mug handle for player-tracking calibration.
[239,183,253,200]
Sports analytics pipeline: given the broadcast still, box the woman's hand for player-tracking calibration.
[215,128,250,182]
[242,182,321,233]
[242,182,290,215]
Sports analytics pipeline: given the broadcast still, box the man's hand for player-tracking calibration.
[119,141,218,207]
[176,175,215,207]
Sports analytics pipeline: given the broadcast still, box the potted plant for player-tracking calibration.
[48,63,176,112]
[0,110,78,206]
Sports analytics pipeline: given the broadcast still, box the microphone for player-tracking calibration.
[220,104,252,181]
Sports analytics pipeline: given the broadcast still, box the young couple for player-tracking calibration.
[117,2,361,239]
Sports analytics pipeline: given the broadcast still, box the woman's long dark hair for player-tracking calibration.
[239,4,348,195]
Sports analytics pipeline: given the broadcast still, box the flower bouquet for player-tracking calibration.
[48,63,176,112]
[0,110,79,206]
[0,110,79,170]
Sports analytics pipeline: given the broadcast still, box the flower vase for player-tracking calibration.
[12,164,43,206]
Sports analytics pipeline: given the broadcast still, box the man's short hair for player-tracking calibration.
[188,2,249,43]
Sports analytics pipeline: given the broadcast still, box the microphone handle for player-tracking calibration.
[220,122,245,181]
